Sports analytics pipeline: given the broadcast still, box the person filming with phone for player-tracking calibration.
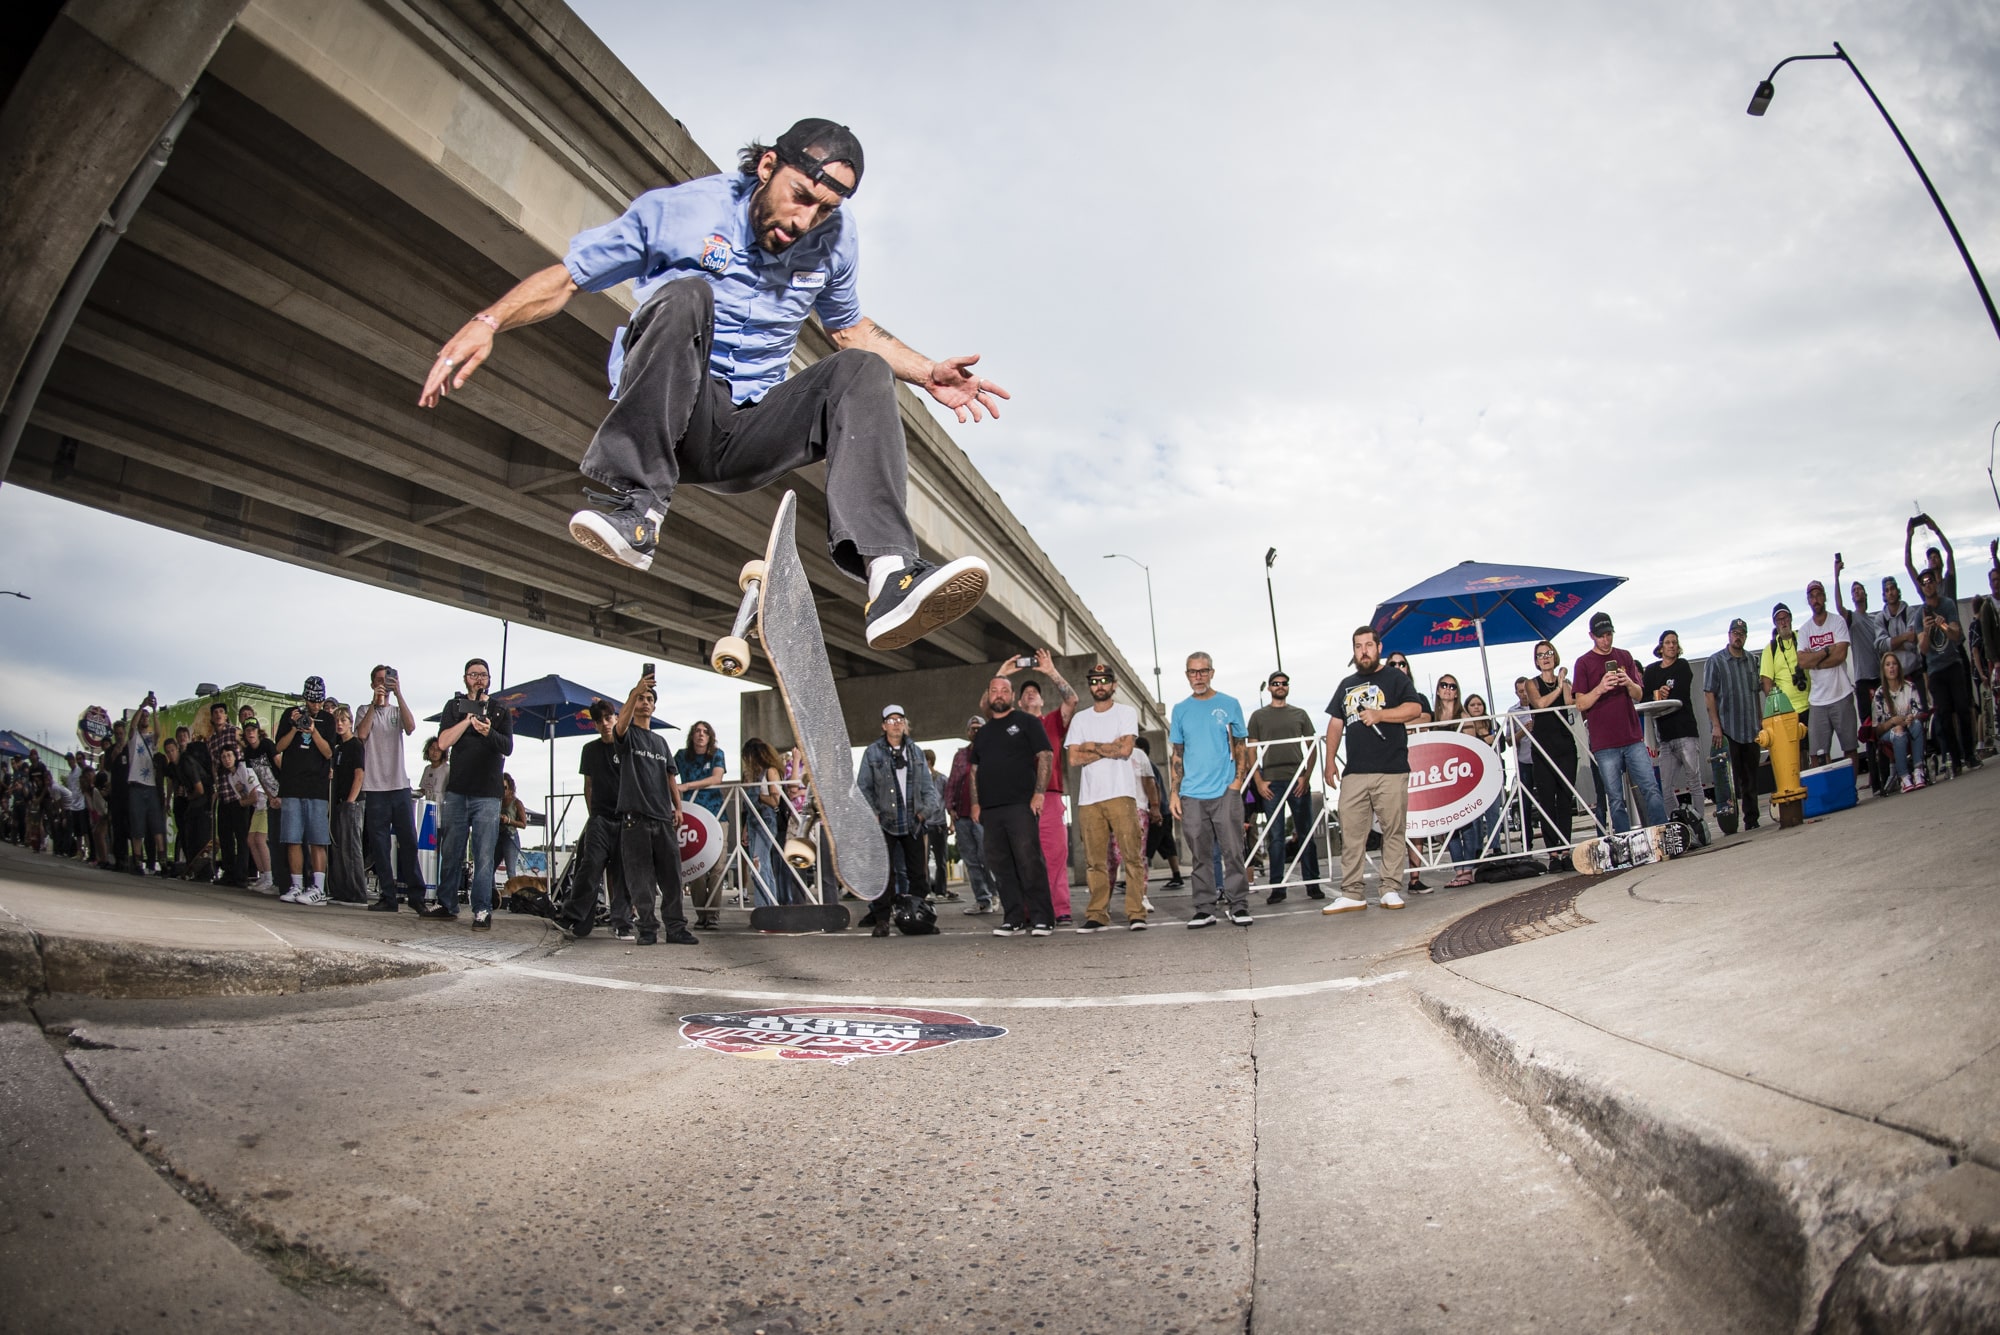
[431,658,513,929]
[356,664,427,912]
[1572,613,1667,834]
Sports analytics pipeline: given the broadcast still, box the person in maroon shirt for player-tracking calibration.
[1571,612,1668,833]
[1000,649,1080,923]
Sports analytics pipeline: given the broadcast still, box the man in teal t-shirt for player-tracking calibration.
[1169,652,1250,927]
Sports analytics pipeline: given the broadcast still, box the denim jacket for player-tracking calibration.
[858,737,943,835]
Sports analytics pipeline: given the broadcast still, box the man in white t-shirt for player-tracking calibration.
[1798,578,1857,767]
[1064,663,1149,932]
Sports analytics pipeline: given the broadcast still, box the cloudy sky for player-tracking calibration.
[4,0,1997,820]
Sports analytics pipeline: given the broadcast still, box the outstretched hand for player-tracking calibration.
[419,322,496,408]
[921,354,1010,423]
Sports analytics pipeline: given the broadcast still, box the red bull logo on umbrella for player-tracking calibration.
[1532,588,1583,618]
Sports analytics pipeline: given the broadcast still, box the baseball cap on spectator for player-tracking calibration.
[302,675,327,702]
[881,704,906,720]
[1729,617,1749,635]
[1086,663,1116,684]
[965,715,985,730]
[1806,580,1826,596]
[1772,602,1791,618]
[1588,612,1614,635]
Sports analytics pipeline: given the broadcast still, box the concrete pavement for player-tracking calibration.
[0,767,1994,1332]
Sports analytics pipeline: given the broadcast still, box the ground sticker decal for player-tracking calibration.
[679,1004,1007,1065]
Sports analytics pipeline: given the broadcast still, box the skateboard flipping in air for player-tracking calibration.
[714,491,888,925]
[417,117,1003,653]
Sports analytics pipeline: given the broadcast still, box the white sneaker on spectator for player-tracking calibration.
[278,885,304,903]
[1321,896,1367,914]
[1379,889,1406,909]
[298,887,328,906]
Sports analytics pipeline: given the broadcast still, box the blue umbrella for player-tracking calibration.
[1370,560,1626,704]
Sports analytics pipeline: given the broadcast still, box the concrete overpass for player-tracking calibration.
[0,0,1162,747]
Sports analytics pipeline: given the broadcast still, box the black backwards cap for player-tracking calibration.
[774,118,864,197]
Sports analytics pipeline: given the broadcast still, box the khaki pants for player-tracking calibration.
[1337,772,1408,898]
[1077,796,1147,924]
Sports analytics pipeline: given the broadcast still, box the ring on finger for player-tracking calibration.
[442,357,456,367]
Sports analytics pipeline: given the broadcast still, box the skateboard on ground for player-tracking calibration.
[712,490,884,931]
[1569,821,1688,876]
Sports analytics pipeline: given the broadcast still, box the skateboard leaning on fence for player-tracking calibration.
[1569,821,1688,876]
[711,490,887,931]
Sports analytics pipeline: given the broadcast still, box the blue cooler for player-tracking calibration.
[1801,762,1857,818]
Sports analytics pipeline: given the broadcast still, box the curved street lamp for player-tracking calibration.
[1748,43,2000,355]
[1102,553,1163,709]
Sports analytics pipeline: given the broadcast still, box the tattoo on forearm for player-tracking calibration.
[1035,752,1052,790]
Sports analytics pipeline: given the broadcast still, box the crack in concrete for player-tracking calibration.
[27,1001,426,1331]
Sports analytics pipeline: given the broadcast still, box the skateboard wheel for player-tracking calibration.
[711,635,752,677]
[738,559,768,593]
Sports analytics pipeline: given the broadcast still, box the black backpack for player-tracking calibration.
[893,893,940,936]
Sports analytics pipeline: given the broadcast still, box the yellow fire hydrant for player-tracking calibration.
[1757,690,1808,828]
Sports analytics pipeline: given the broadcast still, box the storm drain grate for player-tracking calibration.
[1429,875,1598,963]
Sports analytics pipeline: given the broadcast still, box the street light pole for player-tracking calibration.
[1748,43,2000,356]
[1263,547,1284,676]
[1103,553,1163,709]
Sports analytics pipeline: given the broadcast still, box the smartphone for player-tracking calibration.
[641,661,655,680]
[1015,655,1035,669]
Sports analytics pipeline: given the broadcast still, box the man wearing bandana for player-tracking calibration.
[420,118,1007,652]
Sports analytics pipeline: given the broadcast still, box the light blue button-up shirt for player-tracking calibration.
[563,172,862,403]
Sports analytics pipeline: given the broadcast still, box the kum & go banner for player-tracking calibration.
[1404,732,1503,837]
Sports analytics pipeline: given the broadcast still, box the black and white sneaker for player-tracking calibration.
[1028,923,1054,937]
[1128,919,1149,931]
[1187,912,1218,929]
[992,924,1027,937]
[864,556,989,650]
[1075,920,1111,933]
[568,487,662,572]
[1229,908,1254,926]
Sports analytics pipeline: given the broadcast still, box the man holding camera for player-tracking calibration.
[357,665,427,912]
[275,676,337,903]
[431,658,514,929]
[1572,613,1667,834]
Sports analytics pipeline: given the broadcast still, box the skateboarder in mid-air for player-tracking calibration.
[418,118,1006,652]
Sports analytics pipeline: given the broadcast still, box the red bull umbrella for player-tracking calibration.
[1369,560,1625,658]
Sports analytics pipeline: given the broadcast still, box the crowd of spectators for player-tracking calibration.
[7,517,1995,940]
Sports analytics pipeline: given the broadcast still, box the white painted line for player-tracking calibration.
[484,958,1407,1010]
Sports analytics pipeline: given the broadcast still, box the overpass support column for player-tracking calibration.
[0,0,245,409]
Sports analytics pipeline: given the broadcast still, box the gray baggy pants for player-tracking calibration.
[1182,793,1248,913]
[579,277,917,580]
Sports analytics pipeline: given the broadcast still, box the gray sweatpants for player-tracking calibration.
[1182,793,1248,913]
[579,277,917,580]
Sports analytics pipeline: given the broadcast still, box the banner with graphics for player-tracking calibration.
[678,803,724,879]
[1404,732,1504,838]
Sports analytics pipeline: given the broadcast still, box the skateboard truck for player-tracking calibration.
[712,559,766,677]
